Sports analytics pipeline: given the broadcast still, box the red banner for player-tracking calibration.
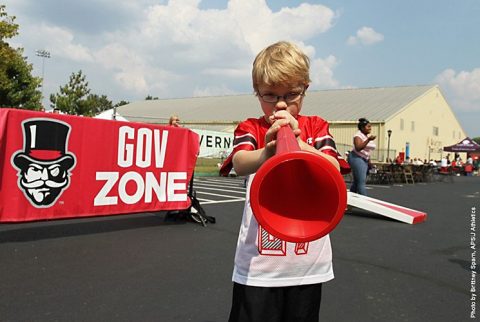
[0,108,199,222]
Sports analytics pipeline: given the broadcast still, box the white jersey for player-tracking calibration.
[232,174,334,287]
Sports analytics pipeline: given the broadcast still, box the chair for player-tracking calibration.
[367,166,382,184]
[378,164,394,184]
[391,164,404,183]
[403,165,415,184]
[422,166,435,182]
[412,165,425,183]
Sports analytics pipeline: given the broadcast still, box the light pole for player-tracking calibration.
[35,49,51,108]
[387,129,392,162]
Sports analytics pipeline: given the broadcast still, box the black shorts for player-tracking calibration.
[228,282,323,322]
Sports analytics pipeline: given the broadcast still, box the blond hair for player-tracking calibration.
[169,115,180,127]
[252,41,311,92]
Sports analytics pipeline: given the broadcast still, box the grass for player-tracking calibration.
[194,157,223,176]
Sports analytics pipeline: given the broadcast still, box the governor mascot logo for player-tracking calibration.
[11,119,76,207]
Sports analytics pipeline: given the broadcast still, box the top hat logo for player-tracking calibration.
[13,119,75,169]
[11,118,76,207]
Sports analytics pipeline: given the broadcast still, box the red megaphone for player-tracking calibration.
[249,126,347,243]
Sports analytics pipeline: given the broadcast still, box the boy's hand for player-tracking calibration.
[268,110,302,145]
[269,110,299,131]
[265,114,301,156]
[264,121,284,157]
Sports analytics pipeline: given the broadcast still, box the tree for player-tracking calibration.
[50,70,90,115]
[473,137,480,145]
[145,95,158,100]
[85,94,113,115]
[114,100,129,107]
[50,70,112,116]
[0,5,42,110]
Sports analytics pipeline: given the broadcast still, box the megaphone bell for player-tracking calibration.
[249,126,347,243]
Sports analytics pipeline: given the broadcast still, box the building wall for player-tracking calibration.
[385,87,466,161]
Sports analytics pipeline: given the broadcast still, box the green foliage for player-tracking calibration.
[50,70,113,116]
[0,5,18,40]
[50,70,89,114]
[473,137,480,145]
[145,95,158,100]
[0,5,42,110]
[114,100,129,107]
[85,94,113,115]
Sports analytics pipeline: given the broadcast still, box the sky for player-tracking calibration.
[4,0,480,137]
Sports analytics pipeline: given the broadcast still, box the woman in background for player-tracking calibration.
[348,118,376,196]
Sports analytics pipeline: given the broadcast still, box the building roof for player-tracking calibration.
[303,84,437,122]
[116,84,438,125]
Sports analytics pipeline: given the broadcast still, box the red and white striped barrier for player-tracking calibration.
[347,192,427,224]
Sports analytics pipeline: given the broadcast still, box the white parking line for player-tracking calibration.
[194,183,244,189]
[198,178,243,184]
[194,186,246,194]
[197,198,216,202]
[191,177,247,205]
[193,181,245,189]
[194,181,246,190]
[196,191,245,198]
[200,198,246,205]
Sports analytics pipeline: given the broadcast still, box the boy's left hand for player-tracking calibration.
[269,110,301,140]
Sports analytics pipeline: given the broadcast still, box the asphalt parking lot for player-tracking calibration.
[0,176,479,322]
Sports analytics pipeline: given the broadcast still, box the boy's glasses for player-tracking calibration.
[258,90,306,104]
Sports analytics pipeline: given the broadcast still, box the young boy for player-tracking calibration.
[220,41,349,322]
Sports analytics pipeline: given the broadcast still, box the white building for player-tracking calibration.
[116,84,466,161]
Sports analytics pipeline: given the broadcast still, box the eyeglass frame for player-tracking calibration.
[257,87,307,104]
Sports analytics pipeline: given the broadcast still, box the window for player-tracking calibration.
[400,119,404,131]
[433,126,439,136]
[411,121,415,132]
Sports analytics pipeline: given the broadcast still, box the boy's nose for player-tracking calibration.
[274,100,287,110]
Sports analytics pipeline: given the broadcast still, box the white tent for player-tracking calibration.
[94,108,128,121]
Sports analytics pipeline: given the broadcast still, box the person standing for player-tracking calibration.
[169,115,181,127]
[220,41,349,322]
[348,118,376,195]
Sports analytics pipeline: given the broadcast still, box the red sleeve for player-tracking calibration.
[311,117,351,175]
[219,119,259,176]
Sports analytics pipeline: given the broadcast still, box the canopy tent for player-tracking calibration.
[443,137,480,153]
[94,108,128,122]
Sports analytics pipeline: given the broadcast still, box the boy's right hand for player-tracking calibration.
[265,116,301,157]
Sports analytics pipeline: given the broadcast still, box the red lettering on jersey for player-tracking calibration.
[257,226,311,256]
[294,242,309,255]
[257,226,286,256]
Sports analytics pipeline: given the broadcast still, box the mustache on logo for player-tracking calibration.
[21,179,67,188]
